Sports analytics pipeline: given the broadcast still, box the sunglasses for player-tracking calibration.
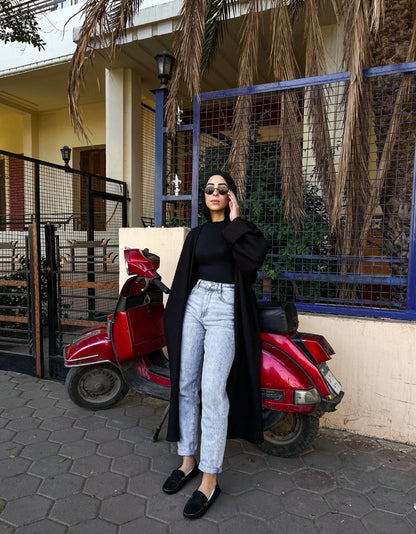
[203,186,229,195]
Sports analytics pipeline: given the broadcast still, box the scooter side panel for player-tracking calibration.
[261,345,316,413]
[112,313,134,361]
[261,347,314,390]
[127,302,165,347]
[112,299,165,362]
[261,332,331,396]
[64,328,116,367]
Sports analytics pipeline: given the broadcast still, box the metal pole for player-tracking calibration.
[88,179,95,319]
[406,139,416,313]
[31,160,45,376]
[191,95,201,228]
[154,88,167,227]
[45,224,59,355]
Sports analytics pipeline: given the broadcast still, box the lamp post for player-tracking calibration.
[60,145,72,169]
[153,51,175,226]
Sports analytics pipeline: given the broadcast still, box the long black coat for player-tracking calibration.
[164,217,269,444]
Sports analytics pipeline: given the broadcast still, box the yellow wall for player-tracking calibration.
[38,102,106,167]
[0,101,106,168]
[301,313,416,444]
[0,110,24,153]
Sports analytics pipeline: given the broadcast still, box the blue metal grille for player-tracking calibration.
[195,63,416,319]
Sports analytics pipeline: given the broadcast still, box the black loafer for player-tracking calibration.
[183,483,221,519]
[162,462,199,494]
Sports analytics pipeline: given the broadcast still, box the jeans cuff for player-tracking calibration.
[198,463,222,474]
[177,447,197,457]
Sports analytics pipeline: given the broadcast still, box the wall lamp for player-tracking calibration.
[60,145,72,169]
[154,51,175,88]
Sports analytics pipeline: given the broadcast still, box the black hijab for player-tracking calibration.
[201,170,238,221]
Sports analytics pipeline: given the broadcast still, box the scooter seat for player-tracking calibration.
[257,302,298,334]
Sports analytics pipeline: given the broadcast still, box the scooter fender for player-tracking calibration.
[260,333,331,413]
[64,327,117,367]
[262,333,331,394]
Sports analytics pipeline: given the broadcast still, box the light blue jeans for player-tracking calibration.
[177,279,235,474]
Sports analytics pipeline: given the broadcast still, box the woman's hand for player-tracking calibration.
[228,190,240,221]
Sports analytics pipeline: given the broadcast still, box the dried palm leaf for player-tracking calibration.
[304,0,335,224]
[335,0,373,297]
[271,0,299,83]
[68,0,143,140]
[227,0,264,196]
[335,0,370,225]
[270,0,303,222]
[228,95,252,198]
[166,0,208,137]
[370,0,384,32]
[337,0,389,299]
[201,0,238,75]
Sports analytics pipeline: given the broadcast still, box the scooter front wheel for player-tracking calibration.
[259,410,319,458]
[66,364,129,410]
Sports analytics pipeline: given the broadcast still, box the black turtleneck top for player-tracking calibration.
[195,219,235,284]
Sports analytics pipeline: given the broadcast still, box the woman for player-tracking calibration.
[162,170,269,519]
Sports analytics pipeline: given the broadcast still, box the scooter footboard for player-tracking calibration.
[121,361,170,401]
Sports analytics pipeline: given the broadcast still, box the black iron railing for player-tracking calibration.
[13,0,79,15]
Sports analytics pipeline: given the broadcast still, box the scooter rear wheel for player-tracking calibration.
[66,364,129,410]
[259,410,319,457]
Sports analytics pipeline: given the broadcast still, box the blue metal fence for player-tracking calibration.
[155,62,416,320]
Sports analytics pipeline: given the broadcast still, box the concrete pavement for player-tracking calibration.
[0,370,415,533]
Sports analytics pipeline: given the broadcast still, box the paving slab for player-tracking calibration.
[0,370,416,533]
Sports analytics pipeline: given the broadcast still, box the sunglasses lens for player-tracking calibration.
[203,187,229,195]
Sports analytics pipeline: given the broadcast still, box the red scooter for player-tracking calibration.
[64,248,344,457]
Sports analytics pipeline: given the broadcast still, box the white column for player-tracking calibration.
[22,112,39,159]
[106,67,142,226]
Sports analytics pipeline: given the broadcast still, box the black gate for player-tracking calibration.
[0,150,128,378]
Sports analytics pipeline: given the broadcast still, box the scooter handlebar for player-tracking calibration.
[152,277,170,294]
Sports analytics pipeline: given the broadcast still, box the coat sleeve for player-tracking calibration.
[222,218,269,283]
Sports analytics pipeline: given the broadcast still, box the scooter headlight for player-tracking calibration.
[125,257,131,275]
[294,387,320,405]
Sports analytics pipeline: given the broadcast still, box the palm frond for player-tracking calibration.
[201,0,238,75]
[68,0,143,140]
[270,0,303,222]
[165,0,208,136]
[270,0,298,82]
[304,0,335,224]
[336,0,374,296]
[228,95,252,198]
[227,0,264,195]
[370,0,384,32]
[335,0,371,229]
[304,0,326,77]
